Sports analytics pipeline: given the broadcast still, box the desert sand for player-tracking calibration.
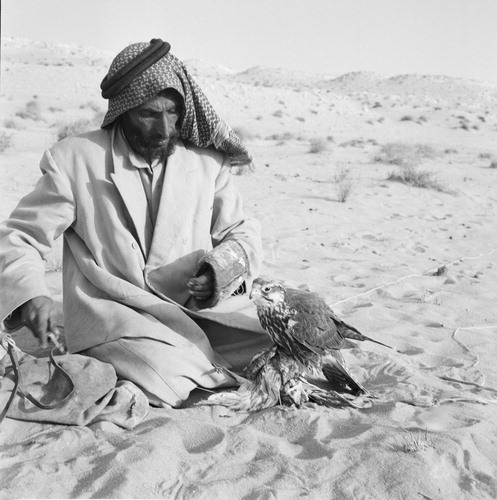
[1,37,497,499]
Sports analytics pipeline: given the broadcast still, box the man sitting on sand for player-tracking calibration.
[0,39,269,408]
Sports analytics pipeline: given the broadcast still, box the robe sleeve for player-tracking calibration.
[0,149,76,328]
[194,156,263,308]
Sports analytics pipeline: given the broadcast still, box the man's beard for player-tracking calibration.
[127,130,179,164]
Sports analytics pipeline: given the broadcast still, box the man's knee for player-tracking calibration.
[81,338,211,408]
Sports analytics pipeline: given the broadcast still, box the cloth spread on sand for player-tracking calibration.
[101,39,252,166]
[0,342,149,429]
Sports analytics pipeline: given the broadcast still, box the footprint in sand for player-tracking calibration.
[181,425,225,454]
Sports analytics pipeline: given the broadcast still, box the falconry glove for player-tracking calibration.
[193,240,249,309]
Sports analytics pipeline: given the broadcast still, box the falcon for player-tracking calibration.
[204,277,393,412]
[251,277,392,358]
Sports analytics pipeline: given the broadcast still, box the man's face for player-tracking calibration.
[122,89,183,163]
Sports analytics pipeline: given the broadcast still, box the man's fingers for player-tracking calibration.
[191,290,214,300]
[186,278,214,300]
[187,284,214,299]
[187,277,214,291]
[190,273,213,286]
[186,266,215,300]
[20,296,55,347]
[30,309,50,347]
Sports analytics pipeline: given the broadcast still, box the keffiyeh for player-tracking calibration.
[101,39,252,169]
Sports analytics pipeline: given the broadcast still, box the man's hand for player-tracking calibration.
[186,266,215,302]
[18,296,56,347]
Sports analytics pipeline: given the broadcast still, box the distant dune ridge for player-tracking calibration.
[1,37,497,499]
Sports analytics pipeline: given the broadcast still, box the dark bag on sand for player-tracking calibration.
[0,333,148,429]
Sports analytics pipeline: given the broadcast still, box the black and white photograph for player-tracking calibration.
[1,1,496,498]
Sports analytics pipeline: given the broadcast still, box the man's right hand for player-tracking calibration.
[18,296,56,347]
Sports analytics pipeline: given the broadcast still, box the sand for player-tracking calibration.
[1,37,497,499]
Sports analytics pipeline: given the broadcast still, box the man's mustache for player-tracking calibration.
[129,130,179,160]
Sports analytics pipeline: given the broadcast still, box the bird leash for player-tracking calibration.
[0,327,74,425]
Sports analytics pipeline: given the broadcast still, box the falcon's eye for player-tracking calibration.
[262,285,272,293]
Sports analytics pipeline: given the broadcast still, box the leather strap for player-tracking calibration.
[0,335,74,424]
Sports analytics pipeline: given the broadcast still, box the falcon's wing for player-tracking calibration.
[285,289,345,354]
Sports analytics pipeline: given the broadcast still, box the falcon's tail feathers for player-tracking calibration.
[301,379,373,409]
[361,334,396,351]
[341,327,396,351]
[322,359,368,396]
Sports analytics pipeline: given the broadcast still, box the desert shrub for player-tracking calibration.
[80,100,102,113]
[387,164,447,192]
[374,142,437,168]
[479,152,493,159]
[0,131,12,152]
[4,118,25,130]
[15,99,42,120]
[391,429,432,453]
[272,110,284,118]
[413,143,438,159]
[333,166,355,202]
[266,132,296,141]
[376,143,447,191]
[340,138,378,148]
[490,160,497,169]
[340,139,364,148]
[308,137,328,154]
[56,119,92,141]
[296,116,305,122]
[400,115,414,122]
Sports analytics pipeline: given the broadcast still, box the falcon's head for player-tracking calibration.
[249,277,286,308]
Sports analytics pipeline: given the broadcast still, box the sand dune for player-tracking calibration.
[1,37,497,499]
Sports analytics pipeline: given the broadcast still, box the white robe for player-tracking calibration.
[0,127,267,367]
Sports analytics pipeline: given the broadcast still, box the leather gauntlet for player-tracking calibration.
[193,240,249,309]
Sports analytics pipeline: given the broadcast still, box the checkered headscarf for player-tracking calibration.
[101,39,252,168]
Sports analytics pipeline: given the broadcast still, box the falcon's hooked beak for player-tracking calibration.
[249,283,261,300]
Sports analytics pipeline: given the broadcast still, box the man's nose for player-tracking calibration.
[155,115,172,137]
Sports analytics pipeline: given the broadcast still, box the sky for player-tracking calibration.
[2,0,497,82]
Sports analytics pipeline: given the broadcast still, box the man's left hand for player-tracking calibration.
[186,266,215,301]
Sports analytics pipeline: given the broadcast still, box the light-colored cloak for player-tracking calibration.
[0,127,266,367]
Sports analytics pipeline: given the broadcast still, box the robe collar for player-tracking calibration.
[110,125,196,262]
